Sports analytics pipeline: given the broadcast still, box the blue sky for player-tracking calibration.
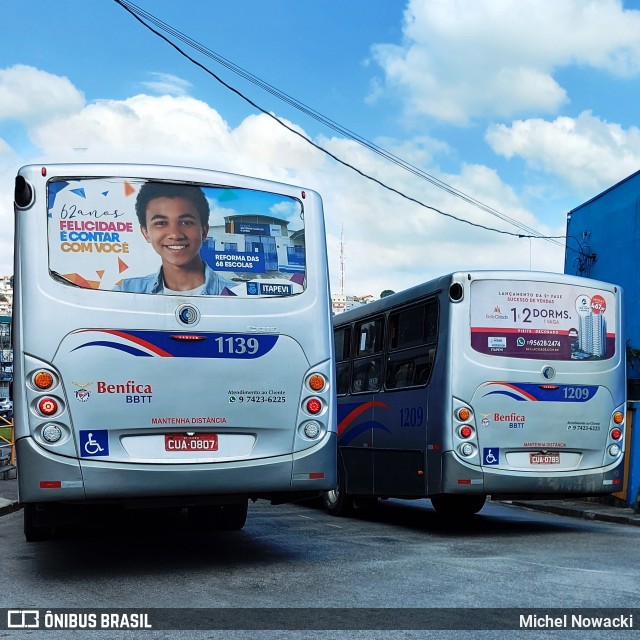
[2,0,640,296]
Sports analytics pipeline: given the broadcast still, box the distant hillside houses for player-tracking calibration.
[331,293,374,315]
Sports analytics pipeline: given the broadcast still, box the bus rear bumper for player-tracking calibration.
[441,451,625,498]
[17,433,336,504]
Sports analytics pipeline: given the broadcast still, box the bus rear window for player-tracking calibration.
[47,177,306,297]
[469,279,616,361]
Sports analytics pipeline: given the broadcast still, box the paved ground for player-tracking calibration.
[1,471,639,526]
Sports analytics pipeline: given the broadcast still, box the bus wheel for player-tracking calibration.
[23,504,55,542]
[322,462,353,516]
[188,501,248,531]
[430,495,486,517]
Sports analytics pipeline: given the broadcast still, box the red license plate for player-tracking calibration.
[530,453,560,465]
[165,433,218,452]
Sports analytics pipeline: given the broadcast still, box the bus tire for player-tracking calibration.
[188,501,248,531]
[430,495,486,517]
[322,460,353,516]
[23,504,55,542]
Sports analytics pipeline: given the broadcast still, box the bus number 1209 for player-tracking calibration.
[564,386,591,400]
[400,407,424,427]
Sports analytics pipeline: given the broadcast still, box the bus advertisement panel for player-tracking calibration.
[47,177,307,296]
[470,279,616,360]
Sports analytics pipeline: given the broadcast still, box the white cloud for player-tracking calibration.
[0,64,85,124]
[0,66,565,293]
[486,110,640,193]
[29,94,232,160]
[0,137,16,166]
[370,0,640,124]
[141,72,192,96]
[315,135,565,296]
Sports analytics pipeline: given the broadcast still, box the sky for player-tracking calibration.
[2,0,640,297]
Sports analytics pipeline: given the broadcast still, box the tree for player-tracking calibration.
[380,290,395,298]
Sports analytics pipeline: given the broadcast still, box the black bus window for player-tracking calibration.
[352,357,382,393]
[424,301,438,344]
[334,327,351,362]
[367,358,382,391]
[356,318,383,357]
[336,362,351,396]
[386,349,435,389]
[386,360,415,389]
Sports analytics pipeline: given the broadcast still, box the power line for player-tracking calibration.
[114,0,567,242]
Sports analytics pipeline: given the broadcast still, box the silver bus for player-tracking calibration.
[325,271,625,517]
[13,163,336,539]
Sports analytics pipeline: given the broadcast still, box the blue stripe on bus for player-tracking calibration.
[339,421,392,446]
[337,400,393,445]
[71,329,279,359]
[481,382,599,402]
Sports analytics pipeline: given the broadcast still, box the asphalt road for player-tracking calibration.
[1,497,639,639]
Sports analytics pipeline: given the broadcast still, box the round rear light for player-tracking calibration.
[305,398,322,415]
[38,397,59,416]
[611,428,622,440]
[303,421,321,439]
[457,408,471,421]
[608,444,621,457]
[460,443,475,457]
[459,425,473,439]
[308,374,325,392]
[613,412,624,424]
[42,423,63,443]
[33,370,54,390]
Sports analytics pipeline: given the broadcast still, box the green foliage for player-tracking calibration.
[380,289,395,298]
[626,341,640,373]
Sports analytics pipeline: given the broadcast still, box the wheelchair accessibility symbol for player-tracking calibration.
[80,430,109,457]
[483,447,499,466]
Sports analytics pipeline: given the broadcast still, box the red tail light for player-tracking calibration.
[306,398,322,414]
[38,397,59,416]
[459,425,473,439]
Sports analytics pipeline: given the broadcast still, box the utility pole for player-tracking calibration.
[339,224,345,296]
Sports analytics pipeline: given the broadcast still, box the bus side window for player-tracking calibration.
[385,300,438,390]
[336,362,351,396]
[356,318,383,357]
[334,327,351,362]
[334,327,352,396]
[352,357,382,393]
[352,317,384,393]
[366,358,382,391]
[386,361,415,389]
[414,352,434,386]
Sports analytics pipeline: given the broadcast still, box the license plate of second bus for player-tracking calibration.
[530,452,560,464]
[165,433,219,452]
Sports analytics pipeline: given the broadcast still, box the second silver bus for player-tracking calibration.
[325,271,625,516]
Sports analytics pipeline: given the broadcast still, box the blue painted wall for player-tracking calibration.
[564,169,640,376]
[564,169,640,506]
